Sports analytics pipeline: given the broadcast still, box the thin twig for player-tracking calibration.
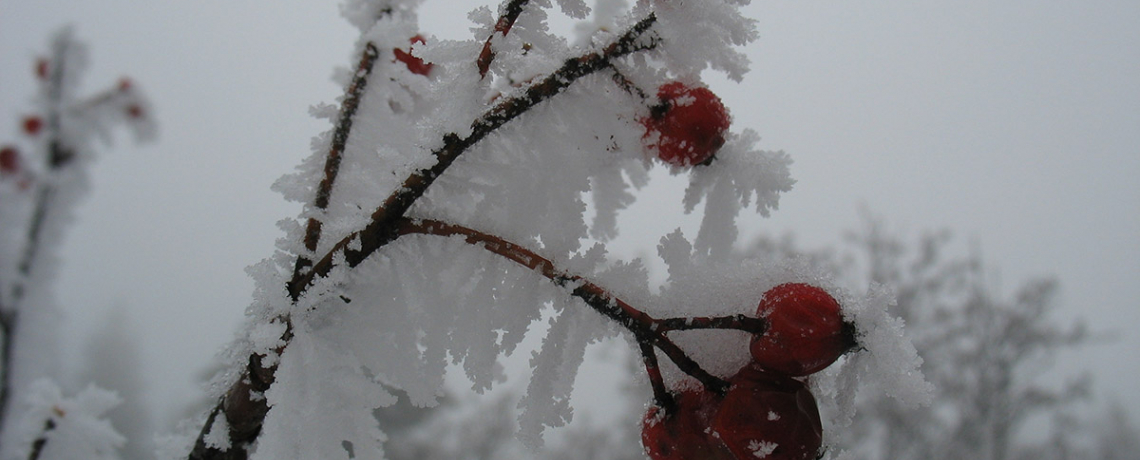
[638,339,674,411]
[607,64,650,102]
[301,42,381,256]
[477,0,531,77]
[657,314,767,334]
[27,418,57,460]
[394,218,731,394]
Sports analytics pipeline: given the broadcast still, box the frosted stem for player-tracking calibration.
[637,339,674,410]
[27,418,56,460]
[477,0,531,77]
[298,42,382,262]
[607,65,650,102]
[394,218,732,394]
[657,314,767,334]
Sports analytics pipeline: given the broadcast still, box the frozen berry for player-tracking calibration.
[394,35,434,76]
[641,81,730,167]
[711,364,823,460]
[750,283,854,376]
[642,389,734,460]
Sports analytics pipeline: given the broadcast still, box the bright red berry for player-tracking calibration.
[23,116,44,136]
[393,35,434,76]
[1,146,21,175]
[711,364,823,460]
[641,81,730,167]
[642,389,734,460]
[35,58,49,80]
[750,283,854,376]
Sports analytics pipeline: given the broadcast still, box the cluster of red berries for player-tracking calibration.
[1,115,37,188]
[640,81,731,167]
[642,283,855,460]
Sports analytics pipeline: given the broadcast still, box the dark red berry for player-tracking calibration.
[641,81,731,167]
[127,105,143,119]
[23,116,43,136]
[394,35,434,76]
[642,389,734,460]
[711,364,823,460]
[751,283,853,376]
[1,146,21,175]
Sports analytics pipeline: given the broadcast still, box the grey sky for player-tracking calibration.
[1,0,1137,440]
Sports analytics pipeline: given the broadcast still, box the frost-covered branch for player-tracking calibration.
[285,12,659,300]
[476,0,531,77]
[299,42,382,259]
[191,14,661,460]
[392,218,741,398]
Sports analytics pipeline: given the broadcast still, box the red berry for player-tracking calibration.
[393,35,434,76]
[1,146,21,175]
[642,389,734,460]
[711,365,823,460]
[35,58,49,80]
[118,77,132,92]
[641,81,730,167]
[750,283,853,376]
[23,116,43,136]
[127,105,143,119]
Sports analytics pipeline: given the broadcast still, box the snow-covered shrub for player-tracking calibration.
[171,1,931,459]
[0,28,155,460]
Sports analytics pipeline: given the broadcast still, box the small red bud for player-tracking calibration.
[23,116,44,136]
[118,77,132,92]
[126,105,143,119]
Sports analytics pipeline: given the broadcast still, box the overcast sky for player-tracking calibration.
[2,0,1138,441]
